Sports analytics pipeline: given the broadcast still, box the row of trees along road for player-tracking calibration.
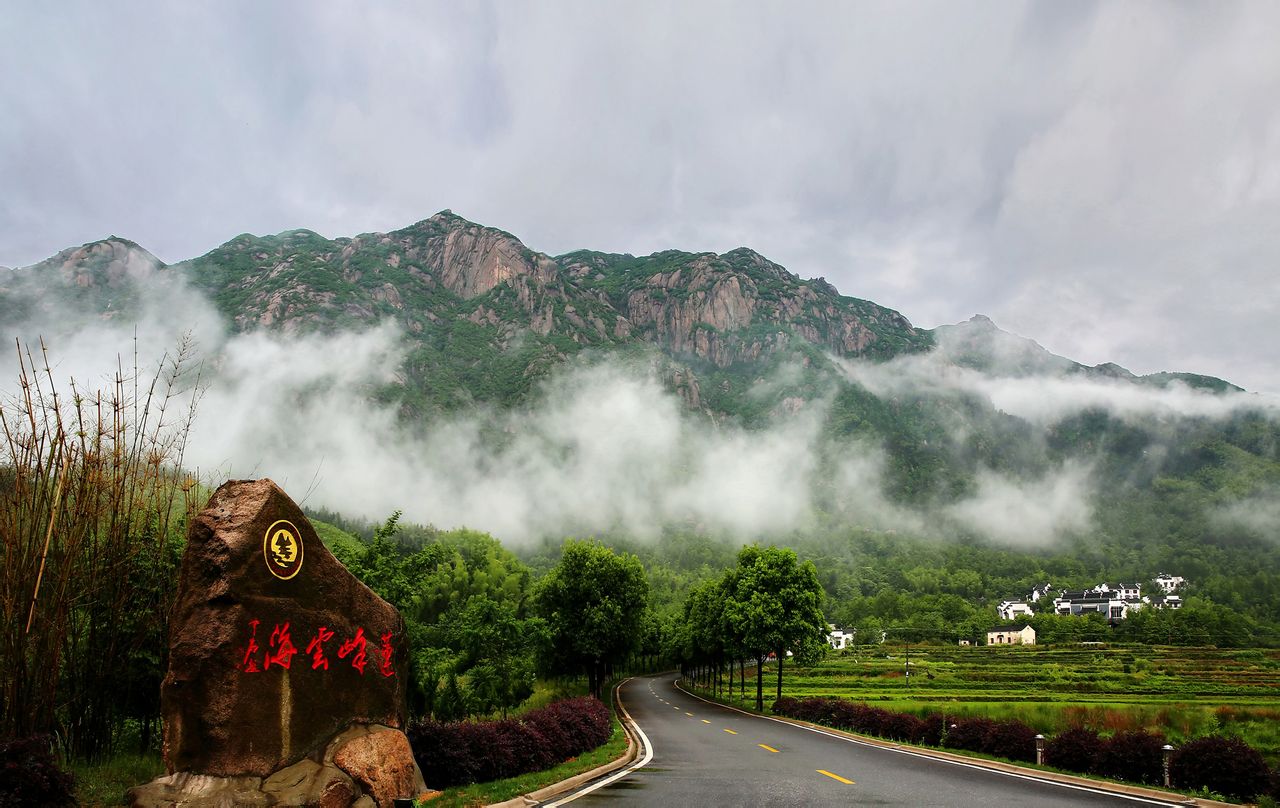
[676,545,828,711]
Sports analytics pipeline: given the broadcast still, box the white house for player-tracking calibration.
[986,625,1036,645]
[997,600,1035,621]
[1028,582,1056,602]
[1054,590,1141,620]
[1093,582,1142,601]
[1154,574,1186,594]
[827,625,855,650]
[1148,595,1183,610]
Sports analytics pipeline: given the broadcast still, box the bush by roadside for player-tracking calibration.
[408,696,612,789]
[1170,735,1271,802]
[771,694,1275,800]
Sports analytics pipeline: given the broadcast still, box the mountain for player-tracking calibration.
[935,314,1242,393]
[5,209,1270,505]
[3,210,1241,411]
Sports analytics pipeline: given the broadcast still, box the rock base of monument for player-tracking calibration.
[128,723,430,808]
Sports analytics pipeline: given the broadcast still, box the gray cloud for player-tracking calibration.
[836,347,1280,426]
[0,263,1104,547]
[3,1,1279,397]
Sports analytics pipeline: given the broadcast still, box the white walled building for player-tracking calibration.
[827,625,855,650]
[998,600,1036,621]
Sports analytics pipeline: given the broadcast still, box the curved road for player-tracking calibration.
[550,674,1181,807]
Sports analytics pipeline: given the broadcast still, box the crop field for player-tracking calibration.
[751,644,1280,763]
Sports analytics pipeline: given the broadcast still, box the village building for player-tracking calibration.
[997,599,1035,621]
[1053,588,1143,620]
[1154,574,1186,594]
[986,625,1036,645]
[827,625,855,650]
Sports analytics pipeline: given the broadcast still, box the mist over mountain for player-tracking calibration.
[2,212,1277,564]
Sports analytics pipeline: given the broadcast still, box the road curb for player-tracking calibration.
[674,679,1234,808]
[488,679,644,807]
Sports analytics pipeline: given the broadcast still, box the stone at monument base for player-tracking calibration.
[127,723,428,808]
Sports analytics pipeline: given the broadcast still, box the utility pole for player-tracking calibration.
[904,637,911,688]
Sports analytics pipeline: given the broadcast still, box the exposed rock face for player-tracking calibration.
[129,723,426,808]
[161,479,408,778]
[330,725,423,807]
[10,211,938,419]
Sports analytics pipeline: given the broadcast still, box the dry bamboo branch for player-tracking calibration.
[26,439,72,635]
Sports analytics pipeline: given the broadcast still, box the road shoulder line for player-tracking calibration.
[674,679,1229,808]
[489,677,652,808]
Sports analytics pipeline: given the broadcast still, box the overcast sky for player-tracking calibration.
[3,2,1278,393]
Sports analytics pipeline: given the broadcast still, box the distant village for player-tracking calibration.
[827,573,1187,650]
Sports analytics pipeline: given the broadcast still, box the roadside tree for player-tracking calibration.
[535,539,649,699]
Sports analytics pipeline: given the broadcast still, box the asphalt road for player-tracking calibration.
[551,674,1182,807]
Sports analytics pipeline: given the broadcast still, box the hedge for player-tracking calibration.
[770,694,1275,798]
[1170,736,1271,801]
[408,696,612,789]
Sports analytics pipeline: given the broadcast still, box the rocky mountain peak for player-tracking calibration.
[24,236,164,288]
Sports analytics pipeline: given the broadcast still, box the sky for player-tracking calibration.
[3,2,1279,394]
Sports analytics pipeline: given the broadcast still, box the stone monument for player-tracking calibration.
[129,479,428,807]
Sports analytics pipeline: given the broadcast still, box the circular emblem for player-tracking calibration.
[263,519,304,580]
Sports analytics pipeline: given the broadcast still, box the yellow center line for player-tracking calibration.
[701,719,711,724]
[758,744,779,753]
[685,712,694,716]
[817,769,855,785]
[723,729,738,735]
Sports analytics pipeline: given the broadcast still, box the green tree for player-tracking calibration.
[446,596,544,717]
[534,539,649,699]
[725,545,827,710]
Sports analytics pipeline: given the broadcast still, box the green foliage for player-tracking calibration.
[331,515,539,720]
[446,596,544,718]
[534,539,650,698]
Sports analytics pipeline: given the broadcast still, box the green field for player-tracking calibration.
[745,644,1280,764]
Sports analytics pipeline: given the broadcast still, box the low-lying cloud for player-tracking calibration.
[5,266,1273,548]
[837,341,1279,426]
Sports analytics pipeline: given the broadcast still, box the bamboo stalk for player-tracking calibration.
[26,438,72,635]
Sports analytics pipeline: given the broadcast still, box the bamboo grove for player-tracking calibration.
[0,338,202,761]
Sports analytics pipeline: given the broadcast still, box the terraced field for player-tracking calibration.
[756,644,1280,762]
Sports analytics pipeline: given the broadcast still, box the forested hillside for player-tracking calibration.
[4,211,1278,642]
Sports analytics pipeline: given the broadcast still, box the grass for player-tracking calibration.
[748,643,1280,765]
[71,751,165,808]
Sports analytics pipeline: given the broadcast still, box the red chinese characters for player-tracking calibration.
[241,619,262,673]
[264,622,298,670]
[337,627,368,675]
[378,631,395,678]
[305,626,335,670]
[239,618,394,677]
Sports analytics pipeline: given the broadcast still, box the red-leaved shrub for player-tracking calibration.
[771,696,799,717]
[769,698,1030,761]
[1170,736,1271,801]
[945,717,999,754]
[408,696,612,789]
[1044,727,1101,774]
[985,719,1037,763]
[1093,730,1165,785]
[0,735,76,808]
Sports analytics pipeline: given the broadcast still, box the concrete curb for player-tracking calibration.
[674,679,1238,808]
[488,679,644,808]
